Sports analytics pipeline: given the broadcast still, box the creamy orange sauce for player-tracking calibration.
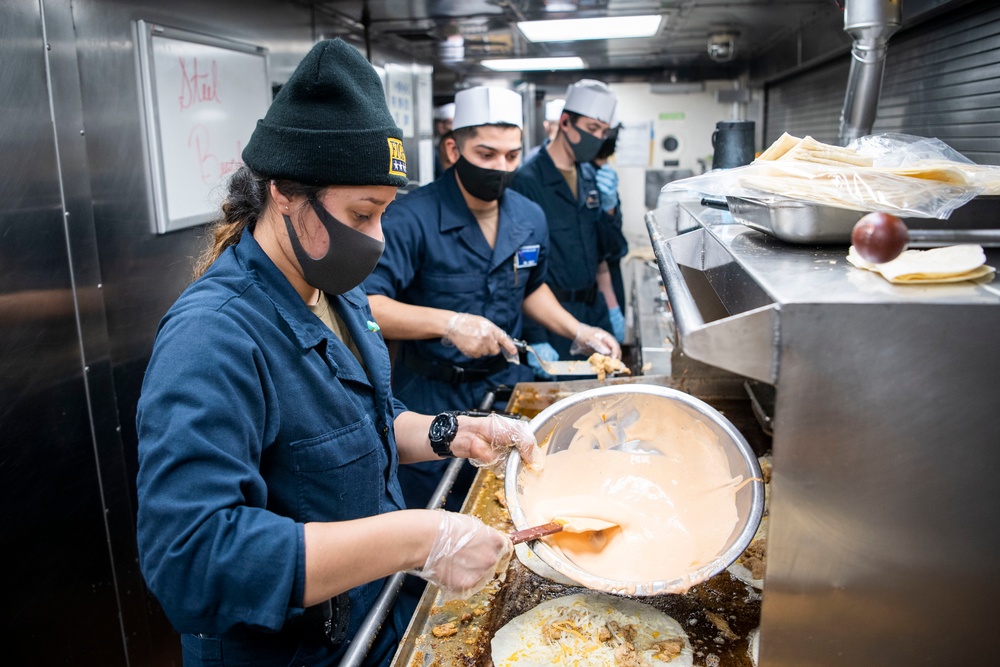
[519,396,741,587]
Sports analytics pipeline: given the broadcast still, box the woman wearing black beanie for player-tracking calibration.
[134,39,537,667]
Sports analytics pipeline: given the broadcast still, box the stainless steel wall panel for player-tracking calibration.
[1,0,132,664]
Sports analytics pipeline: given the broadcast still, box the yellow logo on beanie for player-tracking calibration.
[387,138,407,177]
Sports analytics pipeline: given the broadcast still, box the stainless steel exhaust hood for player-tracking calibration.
[838,0,902,145]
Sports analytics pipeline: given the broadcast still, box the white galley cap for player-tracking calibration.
[452,86,524,130]
[433,102,455,121]
[545,98,565,122]
[563,79,617,124]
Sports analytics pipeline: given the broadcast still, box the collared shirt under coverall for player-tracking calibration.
[136,231,407,667]
[364,169,547,415]
[510,147,621,358]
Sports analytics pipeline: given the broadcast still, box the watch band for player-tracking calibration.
[427,410,525,459]
[429,412,458,458]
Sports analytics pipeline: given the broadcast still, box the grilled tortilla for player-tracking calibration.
[846,244,995,283]
[491,593,693,666]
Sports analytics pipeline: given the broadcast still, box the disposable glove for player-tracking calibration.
[595,165,619,213]
[525,341,559,380]
[456,412,541,477]
[442,313,518,361]
[570,323,621,359]
[410,511,513,601]
[608,306,625,342]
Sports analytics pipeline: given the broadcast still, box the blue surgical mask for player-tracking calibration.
[283,198,384,295]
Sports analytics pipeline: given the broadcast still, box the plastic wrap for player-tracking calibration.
[665,133,1000,219]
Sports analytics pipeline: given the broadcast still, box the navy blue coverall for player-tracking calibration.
[510,147,626,358]
[136,232,408,667]
[363,169,548,510]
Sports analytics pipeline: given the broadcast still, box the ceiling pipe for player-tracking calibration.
[838,0,901,146]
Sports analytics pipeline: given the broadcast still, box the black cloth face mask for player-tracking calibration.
[283,198,385,296]
[454,155,515,202]
[567,123,605,164]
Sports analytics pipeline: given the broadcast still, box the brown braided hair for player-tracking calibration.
[191,166,321,280]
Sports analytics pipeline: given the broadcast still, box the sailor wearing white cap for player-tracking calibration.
[433,102,455,133]
[365,85,618,515]
[433,102,456,178]
[544,98,566,138]
[511,79,625,361]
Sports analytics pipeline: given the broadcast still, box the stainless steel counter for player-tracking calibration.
[647,198,1000,666]
[677,201,1000,306]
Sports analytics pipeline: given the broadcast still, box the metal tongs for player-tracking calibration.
[511,338,617,377]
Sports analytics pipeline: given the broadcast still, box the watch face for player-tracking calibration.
[430,412,458,444]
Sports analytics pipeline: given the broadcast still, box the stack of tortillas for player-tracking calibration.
[847,244,995,284]
[757,132,873,167]
[744,133,986,214]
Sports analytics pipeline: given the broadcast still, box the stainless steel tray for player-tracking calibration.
[726,196,1000,246]
[726,197,860,243]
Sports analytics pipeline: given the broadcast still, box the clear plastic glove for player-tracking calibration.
[525,341,559,380]
[595,164,619,213]
[608,306,625,342]
[442,313,518,361]
[570,323,621,359]
[410,511,513,601]
[453,413,541,477]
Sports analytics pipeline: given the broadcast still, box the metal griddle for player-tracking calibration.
[390,374,772,667]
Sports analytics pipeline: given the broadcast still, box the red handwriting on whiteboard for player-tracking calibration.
[178,57,221,111]
[188,125,243,184]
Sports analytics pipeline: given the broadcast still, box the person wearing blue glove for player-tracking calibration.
[595,163,619,213]
[525,340,559,380]
[591,127,629,343]
[511,79,627,356]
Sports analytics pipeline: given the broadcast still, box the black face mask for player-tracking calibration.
[283,198,384,296]
[567,123,604,164]
[454,155,515,202]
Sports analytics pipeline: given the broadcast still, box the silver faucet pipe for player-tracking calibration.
[838,0,901,145]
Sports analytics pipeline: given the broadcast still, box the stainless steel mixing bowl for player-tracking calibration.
[505,383,764,596]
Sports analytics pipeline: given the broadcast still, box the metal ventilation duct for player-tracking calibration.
[838,0,901,145]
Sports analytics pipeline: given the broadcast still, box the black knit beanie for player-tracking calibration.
[242,39,408,187]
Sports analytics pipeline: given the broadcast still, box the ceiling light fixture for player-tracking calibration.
[481,56,585,71]
[518,15,663,42]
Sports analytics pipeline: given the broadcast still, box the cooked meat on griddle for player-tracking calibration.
[741,538,767,580]
[652,638,685,661]
[431,621,458,638]
[613,640,648,667]
[705,611,739,641]
[587,353,630,381]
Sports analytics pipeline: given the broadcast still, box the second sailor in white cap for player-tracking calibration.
[365,85,612,515]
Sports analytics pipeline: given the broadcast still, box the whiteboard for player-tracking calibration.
[137,21,270,233]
